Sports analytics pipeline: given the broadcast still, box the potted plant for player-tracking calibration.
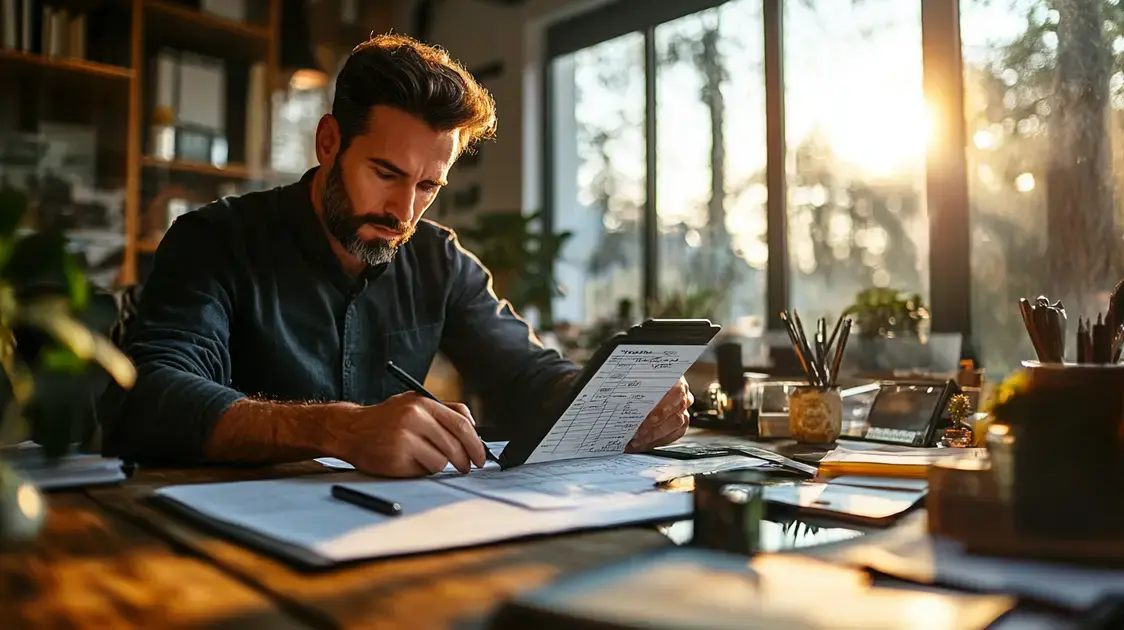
[459,210,572,329]
[0,185,136,547]
[842,287,932,373]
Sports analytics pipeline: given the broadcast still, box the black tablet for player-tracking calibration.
[851,380,960,446]
[499,319,721,469]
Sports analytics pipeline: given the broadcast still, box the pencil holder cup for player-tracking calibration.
[788,386,842,444]
[990,362,1124,540]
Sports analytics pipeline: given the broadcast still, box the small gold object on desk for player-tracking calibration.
[777,309,852,444]
[938,393,974,448]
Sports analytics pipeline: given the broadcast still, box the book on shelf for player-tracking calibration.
[0,0,87,61]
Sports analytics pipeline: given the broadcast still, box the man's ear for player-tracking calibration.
[315,114,341,166]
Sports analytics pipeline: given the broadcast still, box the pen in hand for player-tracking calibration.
[385,361,500,465]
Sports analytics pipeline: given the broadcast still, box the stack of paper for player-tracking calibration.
[818,446,988,479]
[3,442,127,490]
[154,453,772,568]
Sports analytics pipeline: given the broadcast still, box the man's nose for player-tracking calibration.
[386,184,416,224]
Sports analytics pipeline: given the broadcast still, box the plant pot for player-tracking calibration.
[847,335,932,373]
[0,460,46,548]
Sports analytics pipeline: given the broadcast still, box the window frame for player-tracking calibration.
[542,0,970,337]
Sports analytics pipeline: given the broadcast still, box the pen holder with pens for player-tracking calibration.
[989,361,1124,542]
[778,310,852,444]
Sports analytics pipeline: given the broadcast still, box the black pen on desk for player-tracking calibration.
[385,360,500,465]
[331,484,402,517]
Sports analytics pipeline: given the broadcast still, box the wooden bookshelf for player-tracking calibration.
[0,48,133,80]
[137,234,161,254]
[117,0,282,285]
[4,0,396,286]
[141,156,263,180]
[144,0,272,61]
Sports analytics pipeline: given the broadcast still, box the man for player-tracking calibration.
[100,34,694,478]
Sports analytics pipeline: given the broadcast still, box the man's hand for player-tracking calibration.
[324,393,486,477]
[625,377,695,453]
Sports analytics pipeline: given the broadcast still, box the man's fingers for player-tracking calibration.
[628,407,690,452]
[647,414,690,449]
[407,400,472,473]
[672,379,693,412]
[631,397,682,447]
[446,401,476,426]
[419,398,486,470]
[406,432,452,475]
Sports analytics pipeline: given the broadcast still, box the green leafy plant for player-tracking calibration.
[842,287,929,340]
[647,287,724,320]
[0,185,136,456]
[459,211,572,329]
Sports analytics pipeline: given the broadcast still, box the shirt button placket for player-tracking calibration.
[342,304,356,400]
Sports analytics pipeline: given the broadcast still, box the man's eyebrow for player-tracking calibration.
[368,158,408,176]
[368,158,447,187]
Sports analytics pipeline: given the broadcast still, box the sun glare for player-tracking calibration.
[820,88,931,178]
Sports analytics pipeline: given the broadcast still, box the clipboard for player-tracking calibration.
[499,319,721,469]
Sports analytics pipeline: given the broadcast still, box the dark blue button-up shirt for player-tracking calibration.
[100,168,578,464]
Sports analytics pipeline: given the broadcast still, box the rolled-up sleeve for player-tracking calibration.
[99,212,245,463]
[438,232,580,434]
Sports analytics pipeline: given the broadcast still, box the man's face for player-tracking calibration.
[317,105,458,265]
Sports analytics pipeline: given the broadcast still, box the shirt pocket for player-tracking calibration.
[383,321,445,397]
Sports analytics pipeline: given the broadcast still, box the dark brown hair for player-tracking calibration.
[332,33,497,156]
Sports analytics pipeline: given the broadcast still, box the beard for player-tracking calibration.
[321,161,415,266]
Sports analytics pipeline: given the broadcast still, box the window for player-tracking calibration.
[784,0,929,326]
[271,83,329,177]
[962,0,1123,375]
[654,0,767,331]
[544,0,1071,377]
[550,33,646,327]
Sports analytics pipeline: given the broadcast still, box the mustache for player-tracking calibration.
[344,213,410,234]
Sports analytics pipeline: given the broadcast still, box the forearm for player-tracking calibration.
[204,398,354,464]
[100,363,245,464]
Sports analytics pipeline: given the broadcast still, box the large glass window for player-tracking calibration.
[654,0,767,331]
[962,0,1123,376]
[962,0,1124,375]
[784,0,929,325]
[550,33,646,328]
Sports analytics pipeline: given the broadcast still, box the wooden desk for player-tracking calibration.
[1,462,674,629]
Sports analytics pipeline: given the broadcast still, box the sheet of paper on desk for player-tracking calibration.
[315,441,509,472]
[3,442,127,489]
[436,453,766,509]
[762,483,926,521]
[827,476,929,492]
[153,472,693,564]
[819,447,988,478]
[822,447,989,466]
[524,345,707,464]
